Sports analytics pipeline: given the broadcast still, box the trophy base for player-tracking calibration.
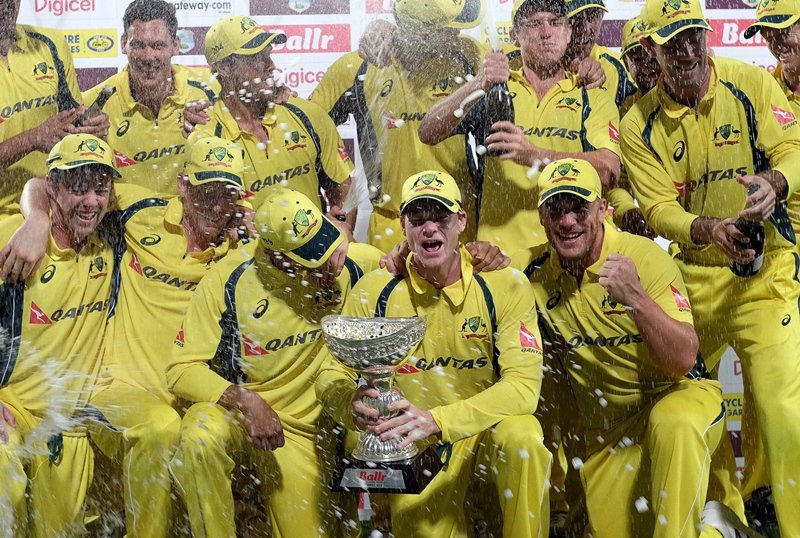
[330,446,442,493]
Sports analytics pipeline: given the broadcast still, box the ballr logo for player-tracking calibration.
[269,25,350,54]
[35,0,96,16]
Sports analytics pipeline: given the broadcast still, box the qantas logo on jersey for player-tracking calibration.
[519,321,542,352]
[131,257,200,291]
[771,105,797,128]
[523,125,580,141]
[249,163,312,193]
[679,166,748,195]
[114,150,136,168]
[133,144,186,163]
[608,122,620,143]
[568,333,643,349]
[174,324,185,347]
[242,334,269,356]
[31,299,111,323]
[0,95,58,121]
[402,356,490,372]
[29,302,52,324]
[251,329,322,353]
[670,284,691,311]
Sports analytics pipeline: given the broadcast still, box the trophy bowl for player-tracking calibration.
[321,315,427,463]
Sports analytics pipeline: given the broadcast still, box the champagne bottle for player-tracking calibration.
[484,82,514,157]
[730,184,765,277]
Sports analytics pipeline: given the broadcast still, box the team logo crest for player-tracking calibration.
[460,316,489,340]
[412,173,444,190]
[661,0,692,17]
[289,0,311,13]
[205,146,234,166]
[758,0,776,12]
[549,163,580,183]
[556,97,581,112]
[431,78,450,97]
[177,29,195,53]
[33,62,55,80]
[241,17,258,33]
[284,131,308,151]
[292,208,319,238]
[89,256,107,279]
[77,138,106,159]
[713,123,741,147]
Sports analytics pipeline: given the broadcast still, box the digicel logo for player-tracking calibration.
[269,25,351,54]
[707,20,766,47]
[35,0,96,16]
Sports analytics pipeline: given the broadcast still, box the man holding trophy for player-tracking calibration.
[316,170,551,537]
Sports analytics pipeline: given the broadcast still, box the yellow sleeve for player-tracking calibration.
[585,89,621,157]
[430,270,543,443]
[167,261,235,403]
[620,110,698,244]
[753,71,800,196]
[637,240,694,324]
[308,50,363,114]
[607,169,638,225]
[298,98,355,184]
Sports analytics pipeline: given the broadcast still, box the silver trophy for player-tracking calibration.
[322,315,442,493]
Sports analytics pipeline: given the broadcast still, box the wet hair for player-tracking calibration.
[514,0,569,27]
[123,0,178,38]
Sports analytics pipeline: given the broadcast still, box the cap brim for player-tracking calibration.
[567,0,607,17]
[538,186,599,207]
[743,15,799,38]
[235,31,287,57]
[650,19,712,45]
[188,170,244,190]
[400,194,461,214]
[285,217,344,269]
[449,0,485,29]
[49,160,121,178]
[621,41,642,55]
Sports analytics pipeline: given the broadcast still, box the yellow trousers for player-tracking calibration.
[89,381,181,538]
[581,379,725,538]
[0,389,94,538]
[389,414,551,537]
[678,251,800,536]
[171,401,342,537]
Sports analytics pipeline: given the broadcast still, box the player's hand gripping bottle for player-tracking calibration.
[730,183,765,277]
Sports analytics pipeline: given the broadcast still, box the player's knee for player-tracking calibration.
[490,415,547,455]
[177,402,232,454]
[137,406,182,451]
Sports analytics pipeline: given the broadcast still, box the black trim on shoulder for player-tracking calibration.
[579,86,595,153]
[26,30,79,111]
[374,276,404,318]
[0,282,25,387]
[343,257,363,289]
[473,274,499,378]
[523,251,551,280]
[187,79,218,103]
[120,197,170,225]
[283,102,332,210]
[792,252,800,317]
[350,61,383,203]
[212,258,255,384]
[599,52,637,109]
[641,105,662,164]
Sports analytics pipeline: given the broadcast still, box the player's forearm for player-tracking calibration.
[418,78,484,145]
[758,169,789,201]
[0,130,40,169]
[167,361,232,403]
[689,216,722,246]
[20,178,49,220]
[628,293,698,378]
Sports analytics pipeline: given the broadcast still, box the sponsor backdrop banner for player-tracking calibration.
[19,0,769,461]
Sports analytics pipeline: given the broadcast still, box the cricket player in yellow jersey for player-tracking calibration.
[605,15,658,238]
[520,158,752,537]
[4,134,249,537]
[197,16,353,220]
[419,0,620,255]
[316,170,551,537]
[0,134,119,537]
[0,0,108,218]
[620,0,800,533]
[167,188,382,537]
[83,0,219,195]
[310,0,485,252]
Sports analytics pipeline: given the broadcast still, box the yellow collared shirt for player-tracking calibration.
[83,65,219,196]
